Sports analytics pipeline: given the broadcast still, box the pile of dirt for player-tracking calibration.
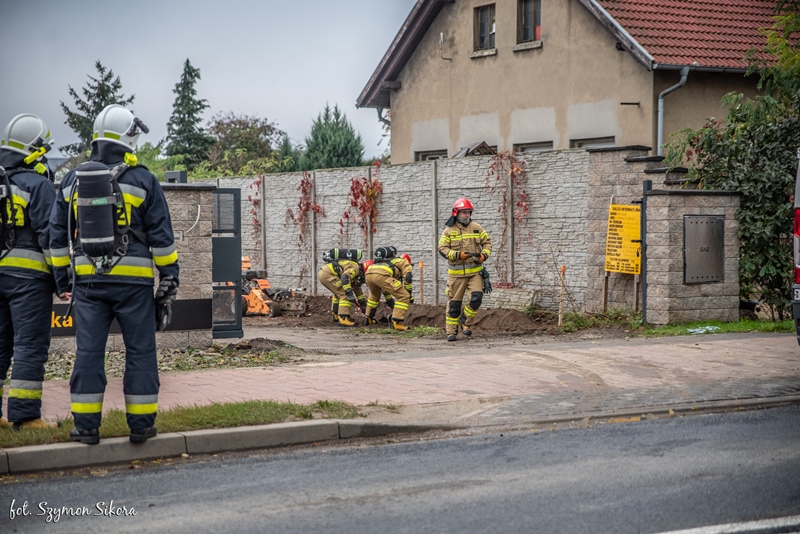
[244,295,562,336]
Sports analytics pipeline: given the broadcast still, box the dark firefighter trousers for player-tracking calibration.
[0,275,53,422]
[70,283,159,431]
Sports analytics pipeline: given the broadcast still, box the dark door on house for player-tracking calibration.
[212,188,243,338]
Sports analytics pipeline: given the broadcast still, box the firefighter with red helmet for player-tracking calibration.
[438,198,492,341]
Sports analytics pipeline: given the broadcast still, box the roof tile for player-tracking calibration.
[598,0,778,68]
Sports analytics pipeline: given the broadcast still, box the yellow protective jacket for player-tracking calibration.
[367,257,413,291]
[438,220,492,277]
[323,259,362,291]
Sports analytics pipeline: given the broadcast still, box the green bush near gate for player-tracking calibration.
[663,1,800,321]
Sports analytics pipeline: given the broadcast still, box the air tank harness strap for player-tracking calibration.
[108,167,148,251]
[0,167,18,260]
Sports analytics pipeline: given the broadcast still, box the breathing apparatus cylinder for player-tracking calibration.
[322,248,362,263]
[75,162,116,258]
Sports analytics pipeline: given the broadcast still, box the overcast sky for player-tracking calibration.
[1,1,416,160]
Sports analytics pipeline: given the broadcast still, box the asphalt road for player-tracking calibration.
[2,406,800,534]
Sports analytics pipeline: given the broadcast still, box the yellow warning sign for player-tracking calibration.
[605,204,641,274]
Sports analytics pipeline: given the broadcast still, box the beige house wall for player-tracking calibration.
[389,0,760,164]
[655,70,760,149]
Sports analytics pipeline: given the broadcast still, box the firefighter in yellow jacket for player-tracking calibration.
[364,246,413,331]
[438,198,492,342]
[318,248,367,326]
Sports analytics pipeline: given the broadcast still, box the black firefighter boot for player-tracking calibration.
[70,427,100,445]
[130,427,158,443]
[459,313,472,337]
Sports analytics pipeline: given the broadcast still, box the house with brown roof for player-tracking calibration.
[357,0,775,164]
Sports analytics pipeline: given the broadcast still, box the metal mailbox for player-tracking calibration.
[683,215,724,283]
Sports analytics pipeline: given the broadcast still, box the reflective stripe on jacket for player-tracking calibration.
[366,257,411,280]
[49,163,179,292]
[438,220,492,277]
[326,259,361,290]
[0,165,56,281]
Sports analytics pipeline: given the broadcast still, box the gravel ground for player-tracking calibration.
[8,338,307,383]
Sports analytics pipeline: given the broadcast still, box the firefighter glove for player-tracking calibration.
[155,275,178,331]
[458,251,472,261]
[345,289,356,303]
[472,252,487,263]
[480,268,492,295]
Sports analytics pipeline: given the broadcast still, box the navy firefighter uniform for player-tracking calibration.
[49,105,179,444]
[0,113,57,429]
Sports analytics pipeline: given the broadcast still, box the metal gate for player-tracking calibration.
[212,188,243,338]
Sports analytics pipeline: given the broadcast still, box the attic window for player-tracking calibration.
[570,136,616,149]
[475,4,496,50]
[415,150,448,161]
[518,0,541,43]
[514,141,553,153]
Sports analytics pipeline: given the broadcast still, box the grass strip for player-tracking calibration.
[0,399,358,449]
[354,325,442,337]
[641,319,793,336]
[558,309,792,336]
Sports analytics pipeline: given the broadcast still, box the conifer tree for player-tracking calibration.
[165,59,214,168]
[301,104,364,170]
[59,60,135,157]
[275,134,302,172]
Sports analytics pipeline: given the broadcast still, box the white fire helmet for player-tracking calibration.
[0,114,51,160]
[92,104,148,149]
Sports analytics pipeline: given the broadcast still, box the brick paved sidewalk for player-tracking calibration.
[31,333,800,424]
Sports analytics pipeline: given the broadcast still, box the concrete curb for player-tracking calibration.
[0,420,461,476]
[180,420,339,455]
[467,395,800,431]
[5,433,186,474]
[335,420,462,439]
[4,394,796,476]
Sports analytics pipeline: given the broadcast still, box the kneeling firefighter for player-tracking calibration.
[364,246,413,331]
[49,104,179,445]
[318,248,367,326]
[0,113,58,430]
[438,198,492,342]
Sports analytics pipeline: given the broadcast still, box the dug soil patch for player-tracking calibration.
[245,295,569,337]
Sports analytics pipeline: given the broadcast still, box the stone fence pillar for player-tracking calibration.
[645,190,740,325]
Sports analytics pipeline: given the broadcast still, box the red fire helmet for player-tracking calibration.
[451,198,474,216]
